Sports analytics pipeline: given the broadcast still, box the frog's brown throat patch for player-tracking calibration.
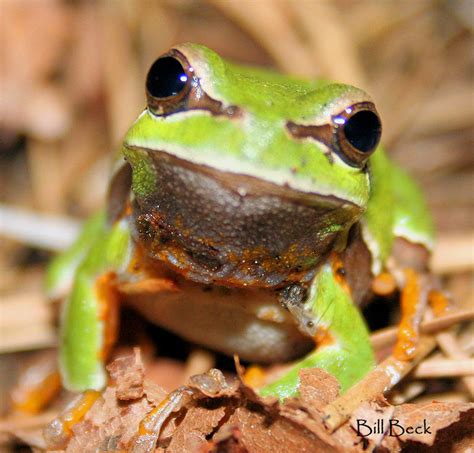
[127,147,363,289]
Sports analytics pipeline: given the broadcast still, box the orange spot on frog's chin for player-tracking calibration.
[95,272,120,361]
[393,268,421,361]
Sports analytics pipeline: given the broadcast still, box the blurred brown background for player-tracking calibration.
[0,0,473,415]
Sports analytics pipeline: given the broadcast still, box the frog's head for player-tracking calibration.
[116,43,382,288]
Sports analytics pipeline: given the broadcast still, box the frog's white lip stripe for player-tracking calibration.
[126,145,361,210]
[124,136,367,208]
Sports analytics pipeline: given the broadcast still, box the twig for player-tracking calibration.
[390,381,426,405]
[414,358,474,378]
[0,292,57,353]
[436,330,474,397]
[431,232,474,274]
[0,204,80,251]
[322,335,437,432]
[0,411,58,432]
[371,308,474,350]
[207,0,317,76]
[288,1,368,87]
[414,391,470,404]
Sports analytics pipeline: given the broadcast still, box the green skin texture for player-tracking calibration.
[47,44,434,397]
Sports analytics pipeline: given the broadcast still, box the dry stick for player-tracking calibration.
[351,1,429,48]
[414,391,470,404]
[411,84,474,135]
[436,331,474,398]
[289,1,368,88]
[0,204,80,251]
[370,308,474,350]
[27,135,64,214]
[322,335,437,432]
[431,232,474,274]
[207,0,317,77]
[379,33,445,146]
[0,411,58,432]
[413,358,474,378]
[390,381,426,405]
[0,291,57,353]
[101,2,143,145]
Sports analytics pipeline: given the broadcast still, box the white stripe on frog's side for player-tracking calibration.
[361,220,383,275]
[393,224,434,251]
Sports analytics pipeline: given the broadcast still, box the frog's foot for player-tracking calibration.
[11,350,61,415]
[393,268,430,361]
[43,386,191,452]
[257,326,373,400]
[257,262,376,401]
[131,387,194,453]
[43,390,101,449]
[393,268,450,361]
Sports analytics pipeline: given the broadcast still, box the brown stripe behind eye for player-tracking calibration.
[286,121,333,148]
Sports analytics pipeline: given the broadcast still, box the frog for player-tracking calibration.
[44,43,434,403]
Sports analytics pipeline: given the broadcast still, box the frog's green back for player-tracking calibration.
[181,43,370,121]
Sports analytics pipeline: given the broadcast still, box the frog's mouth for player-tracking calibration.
[124,146,363,288]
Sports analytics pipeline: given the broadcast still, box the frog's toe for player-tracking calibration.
[131,387,194,453]
[43,390,101,450]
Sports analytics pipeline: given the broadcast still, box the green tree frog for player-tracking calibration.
[46,43,434,401]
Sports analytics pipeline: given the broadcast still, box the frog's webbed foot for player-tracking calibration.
[258,262,375,400]
[43,353,235,453]
[389,266,447,362]
[131,386,194,453]
[43,390,102,450]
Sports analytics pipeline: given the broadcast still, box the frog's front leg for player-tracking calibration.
[59,217,132,391]
[11,212,117,414]
[60,215,180,393]
[259,259,375,400]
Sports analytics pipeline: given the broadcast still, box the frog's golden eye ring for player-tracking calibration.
[146,56,189,99]
[146,51,194,115]
[332,102,382,166]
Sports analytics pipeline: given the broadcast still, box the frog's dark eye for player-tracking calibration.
[342,110,381,153]
[146,56,188,98]
[146,52,193,116]
[333,103,382,166]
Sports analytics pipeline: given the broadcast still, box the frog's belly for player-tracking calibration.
[124,285,313,363]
